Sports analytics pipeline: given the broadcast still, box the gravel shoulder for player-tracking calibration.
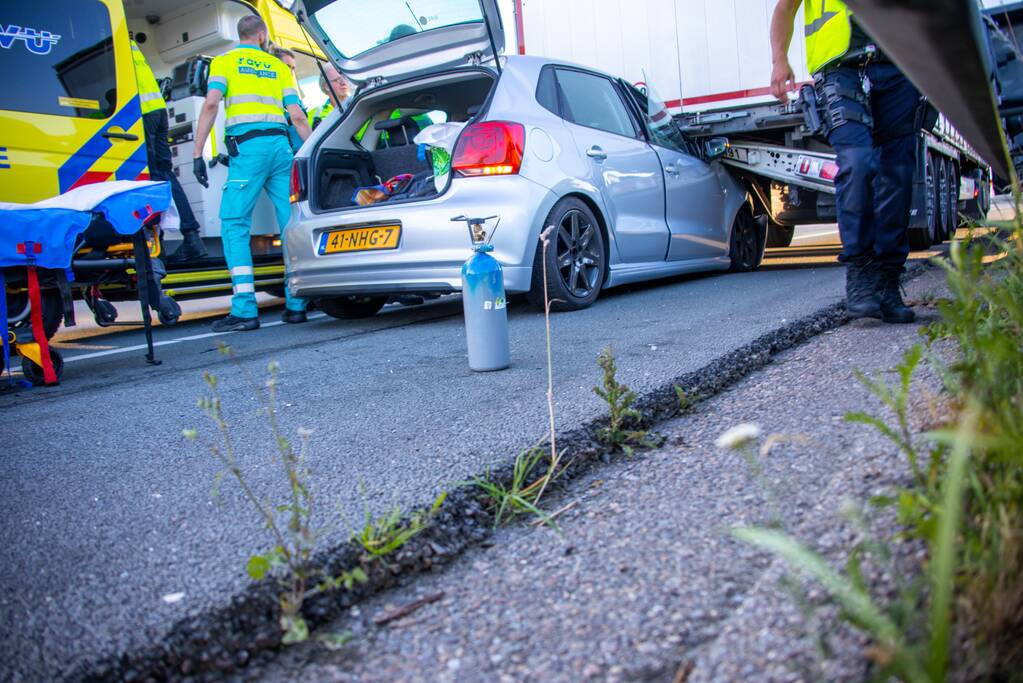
[248,266,951,683]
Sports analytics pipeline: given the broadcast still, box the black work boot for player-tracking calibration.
[845,260,882,319]
[281,309,307,324]
[211,315,260,333]
[166,231,208,264]
[877,264,916,324]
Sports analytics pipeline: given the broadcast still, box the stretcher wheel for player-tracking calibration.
[21,348,63,386]
[157,295,182,326]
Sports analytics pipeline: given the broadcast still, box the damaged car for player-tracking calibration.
[285,0,764,318]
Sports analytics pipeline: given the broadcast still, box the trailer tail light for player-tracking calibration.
[795,155,839,183]
[452,121,525,177]
[290,159,308,203]
[819,162,839,181]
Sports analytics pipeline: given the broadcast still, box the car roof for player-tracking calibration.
[503,54,623,82]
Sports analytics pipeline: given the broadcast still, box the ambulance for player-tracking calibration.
[1,0,326,336]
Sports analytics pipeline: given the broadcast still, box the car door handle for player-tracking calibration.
[102,130,139,141]
[586,146,607,161]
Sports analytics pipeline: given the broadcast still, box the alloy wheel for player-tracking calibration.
[555,209,602,298]
[734,215,757,269]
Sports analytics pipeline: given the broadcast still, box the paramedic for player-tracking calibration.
[770,0,917,324]
[192,15,312,332]
[310,64,351,130]
[271,46,306,152]
[130,37,208,264]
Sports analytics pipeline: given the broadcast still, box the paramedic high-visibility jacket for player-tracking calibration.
[131,40,165,115]
[311,101,334,129]
[804,0,854,75]
[207,45,306,319]
[208,46,299,133]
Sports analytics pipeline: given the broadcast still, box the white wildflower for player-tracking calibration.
[715,424,763,450]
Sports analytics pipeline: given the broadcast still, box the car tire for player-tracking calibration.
[765,221,795,248]
[316,295,388,319]
[728,207,760,272]
[527,197,606,312]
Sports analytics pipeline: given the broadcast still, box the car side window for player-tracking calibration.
[536,66,560,116]
[623,84,693,154]
[554,69,638,139]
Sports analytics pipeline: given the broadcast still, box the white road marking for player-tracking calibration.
[61,313,327,364]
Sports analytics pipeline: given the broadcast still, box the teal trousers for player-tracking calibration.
[219,135,307,318]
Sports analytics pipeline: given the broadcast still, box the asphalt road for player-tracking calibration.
[0,225,950,680]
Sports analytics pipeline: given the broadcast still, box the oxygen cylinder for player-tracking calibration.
[461,244,510,372]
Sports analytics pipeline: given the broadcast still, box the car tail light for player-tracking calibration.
[452,121,525,177]
[290,159,307,203]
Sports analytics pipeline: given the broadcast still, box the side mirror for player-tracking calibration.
[704,137,730,161]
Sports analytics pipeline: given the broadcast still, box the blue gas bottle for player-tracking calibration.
[456,216,510,372]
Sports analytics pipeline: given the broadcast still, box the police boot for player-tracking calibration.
[845,259,882,319]
[166,231,208,264]
[877,264,916,324]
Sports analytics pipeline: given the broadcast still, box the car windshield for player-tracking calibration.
[311,0,484,58]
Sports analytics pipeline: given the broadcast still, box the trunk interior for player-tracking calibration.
[312,70,497,213]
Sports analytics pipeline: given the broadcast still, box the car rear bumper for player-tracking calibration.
[285,175,556,297]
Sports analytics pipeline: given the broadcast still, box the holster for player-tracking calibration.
[806,71,874,138]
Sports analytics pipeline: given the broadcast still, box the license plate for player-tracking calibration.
[319,225,401,255]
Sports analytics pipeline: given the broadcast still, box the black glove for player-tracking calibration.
[193,157,209,188]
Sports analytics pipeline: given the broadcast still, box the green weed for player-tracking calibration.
[594,346,661,454]
[734,215,1023,679]
[185,346,367,644]
[472,447,561,532]
[353,490,446,558]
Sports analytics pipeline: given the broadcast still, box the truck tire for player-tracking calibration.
[936,157,950,243]
[765,222,795,248]
[909,152,940,250]
[316,295,388,319]
[979,170,991,217]
[944,159,959,239]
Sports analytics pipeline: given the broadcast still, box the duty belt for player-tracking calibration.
[224,128,288,156]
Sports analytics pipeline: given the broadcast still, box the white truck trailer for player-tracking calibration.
[508,0,993,248]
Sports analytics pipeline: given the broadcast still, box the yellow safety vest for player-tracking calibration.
[131,40,165,115]
[208,46,298,132]
[804,0,853,75]
[311,101,334,129]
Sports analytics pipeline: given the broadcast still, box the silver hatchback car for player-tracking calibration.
[286,0,764,318]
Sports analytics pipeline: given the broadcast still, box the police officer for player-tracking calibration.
[310,64,351,130]
[130,36,207,263]
[192,16,312,332]
[770,0,917,323]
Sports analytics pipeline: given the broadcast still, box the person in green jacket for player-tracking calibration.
[310,64,351,130]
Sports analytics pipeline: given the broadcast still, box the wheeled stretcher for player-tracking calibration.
[1,181,174,386]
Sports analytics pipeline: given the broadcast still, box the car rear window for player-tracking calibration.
[0,2,117,119]
[308,0,485,59]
